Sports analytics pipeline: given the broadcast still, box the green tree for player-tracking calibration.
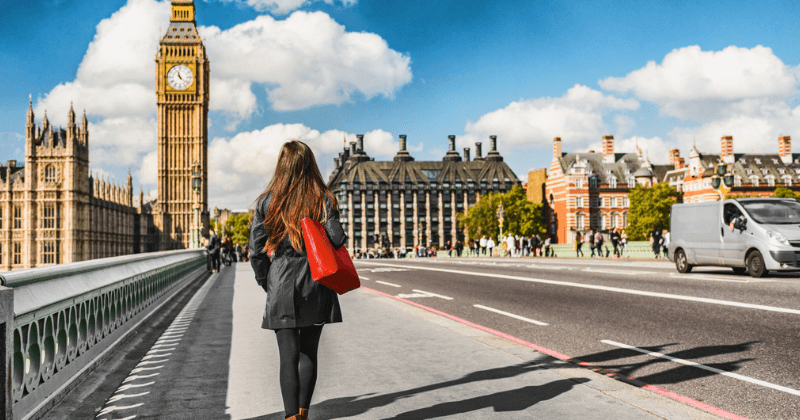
[773,186,800,201]
[223,212,253,245]
[627,183,680,240]
[458,185,546,240]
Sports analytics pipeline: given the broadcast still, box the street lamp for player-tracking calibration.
[191,161,201,249]
[712,162,734,200]
[496,202,505,239]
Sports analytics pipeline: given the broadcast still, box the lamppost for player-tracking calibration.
[496,202,505,239]
[711,162,735,200]
[191,161,201,249]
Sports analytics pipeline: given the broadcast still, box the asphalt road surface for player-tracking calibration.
[353,256,800,420]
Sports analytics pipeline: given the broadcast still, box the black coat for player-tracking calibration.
[206,234,221,255]
[249,193,347,330]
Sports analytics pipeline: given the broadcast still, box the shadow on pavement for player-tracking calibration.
[575,341,760,385]
[243,358,590,419]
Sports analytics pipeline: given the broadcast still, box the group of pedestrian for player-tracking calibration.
[650,227,670,259]
[203,229,249,273]
[445,240,464,257]
[471,234,553,257]
[575,227,629,258]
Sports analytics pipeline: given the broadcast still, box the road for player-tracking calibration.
[353,257,800,420]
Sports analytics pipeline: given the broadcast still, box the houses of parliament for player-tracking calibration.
[0,0,209,271]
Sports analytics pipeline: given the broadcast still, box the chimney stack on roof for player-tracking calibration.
[475,142,484,160]
[553,137,562,159]
[779,136,792,164]
[349,141,357,157]
[8,160,16,168]
[464,147,470,162]
[444,135,462,161]
[721,135,734,164]
[356,134,364,154]
[675,157,685,170]
[486,135,503,161]
[669,149,680,166]
[394,134,414,162]
[602,135,615,163]
[334,157,340,167]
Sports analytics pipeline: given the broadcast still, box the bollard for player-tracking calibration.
[0,284,12,420]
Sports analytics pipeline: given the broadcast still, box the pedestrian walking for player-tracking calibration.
[588,229,596,257]
[531,234,540,257]
[506,234,515,257]
[486,237,495,257]
[544,235,552,257]
[248,140,347,420]
[455,239,463,257]
[610,228,621,258]
[575,232,584,257]
[480,235,487,256]
[206,229,221,272]
[620,229,629,258]
[521,236,530,257]
[662,229,670,258]
[595,230,607,257]
[649,226,663,259]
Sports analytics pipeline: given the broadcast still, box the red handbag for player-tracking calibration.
[301,218,360,294]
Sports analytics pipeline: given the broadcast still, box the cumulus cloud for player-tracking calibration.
[203,11,412,112]
[33,0,410,198]
[217,0,357,15]
[599,45,798,121]
[582,135,672,164]
[461,84,639,151]
[207,124,414,209]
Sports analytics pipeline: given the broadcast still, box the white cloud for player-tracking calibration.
[599,45,798,121]
[218,0,357,15]
[582,135,672,164]
[614,115,636,138]
[461,84,639,151]
[207,124,413,209]
[203,11,412,112]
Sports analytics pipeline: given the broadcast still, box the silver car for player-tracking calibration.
[669,198,800,277]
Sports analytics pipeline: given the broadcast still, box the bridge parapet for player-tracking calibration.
[0,250,206,420]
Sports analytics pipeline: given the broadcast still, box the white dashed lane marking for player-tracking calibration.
[602,339,800,397]
[375,280,402,287]
[412,289,453,300]
[473,304,549,326]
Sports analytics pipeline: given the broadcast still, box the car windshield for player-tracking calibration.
[739,200,800,224]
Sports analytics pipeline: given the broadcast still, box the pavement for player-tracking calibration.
[60,261,730,420]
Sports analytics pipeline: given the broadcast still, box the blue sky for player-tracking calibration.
[2,0,800,209]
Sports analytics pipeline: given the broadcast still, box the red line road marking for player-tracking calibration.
[360,286,751,420]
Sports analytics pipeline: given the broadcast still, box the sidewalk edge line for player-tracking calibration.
[359,285,751,420]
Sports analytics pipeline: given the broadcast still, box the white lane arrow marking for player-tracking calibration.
[412,289,453,300]
[376,280,401,287]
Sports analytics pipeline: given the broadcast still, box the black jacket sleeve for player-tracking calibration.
[249,194,271,286]
[324,196,348,250]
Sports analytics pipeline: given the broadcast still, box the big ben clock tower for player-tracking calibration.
[155,0,209,249]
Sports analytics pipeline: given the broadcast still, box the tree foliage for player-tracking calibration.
[218,212,253,245]
[627,183,680,240]
[773,186,800,201]
[458,185,546,241]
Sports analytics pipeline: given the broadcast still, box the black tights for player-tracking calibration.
[275,325,324,418]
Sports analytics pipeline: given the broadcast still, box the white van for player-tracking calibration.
[669,198,800,277]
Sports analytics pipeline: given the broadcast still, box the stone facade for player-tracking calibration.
[153,0,210,250]
[0,103,155,271]
[327,134,520,252]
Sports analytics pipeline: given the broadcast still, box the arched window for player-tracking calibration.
[45,165,56,183]
[589,177,598,189]
[609,177,617,188]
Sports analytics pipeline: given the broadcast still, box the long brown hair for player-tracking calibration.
[259,140,337,253]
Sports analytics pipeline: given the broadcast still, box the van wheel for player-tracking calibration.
[731,267,747,275]
[675,249,692,273]
[746,251,768,278]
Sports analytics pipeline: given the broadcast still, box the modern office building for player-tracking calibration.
[327,134,520,252]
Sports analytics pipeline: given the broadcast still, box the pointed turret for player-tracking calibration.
[26,95,34,124]
[68,102,76,126]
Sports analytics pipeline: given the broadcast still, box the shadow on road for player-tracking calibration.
[243,358,591,419]
[575,341,760,385]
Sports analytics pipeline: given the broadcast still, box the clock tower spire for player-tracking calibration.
[155,0,210,249]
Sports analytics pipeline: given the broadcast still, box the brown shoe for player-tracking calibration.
[299,408,309,419]
[284,414,301,420]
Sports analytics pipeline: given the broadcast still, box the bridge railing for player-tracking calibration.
[0,249,207,420]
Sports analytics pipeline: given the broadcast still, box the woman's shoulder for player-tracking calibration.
[255,192,272,215]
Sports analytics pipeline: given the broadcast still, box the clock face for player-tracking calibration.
[167,64,194,90]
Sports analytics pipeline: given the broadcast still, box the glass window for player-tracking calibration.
[740,200,800,224]
[0,207,3,229]
[575,179,583,188]
[609,178,617,188]
[42,203,58,229]
[576,196,583,207]
[13,206,22,229]
[42,241,59,264]
[576,214,584,230]
[13,242,21,265]
[45,165,56,183]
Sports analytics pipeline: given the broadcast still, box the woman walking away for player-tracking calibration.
[575,232,584,257]
[249,140,347,420]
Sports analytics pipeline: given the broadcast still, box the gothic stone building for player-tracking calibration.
[327,134,520,252]
[0,103,153,271]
